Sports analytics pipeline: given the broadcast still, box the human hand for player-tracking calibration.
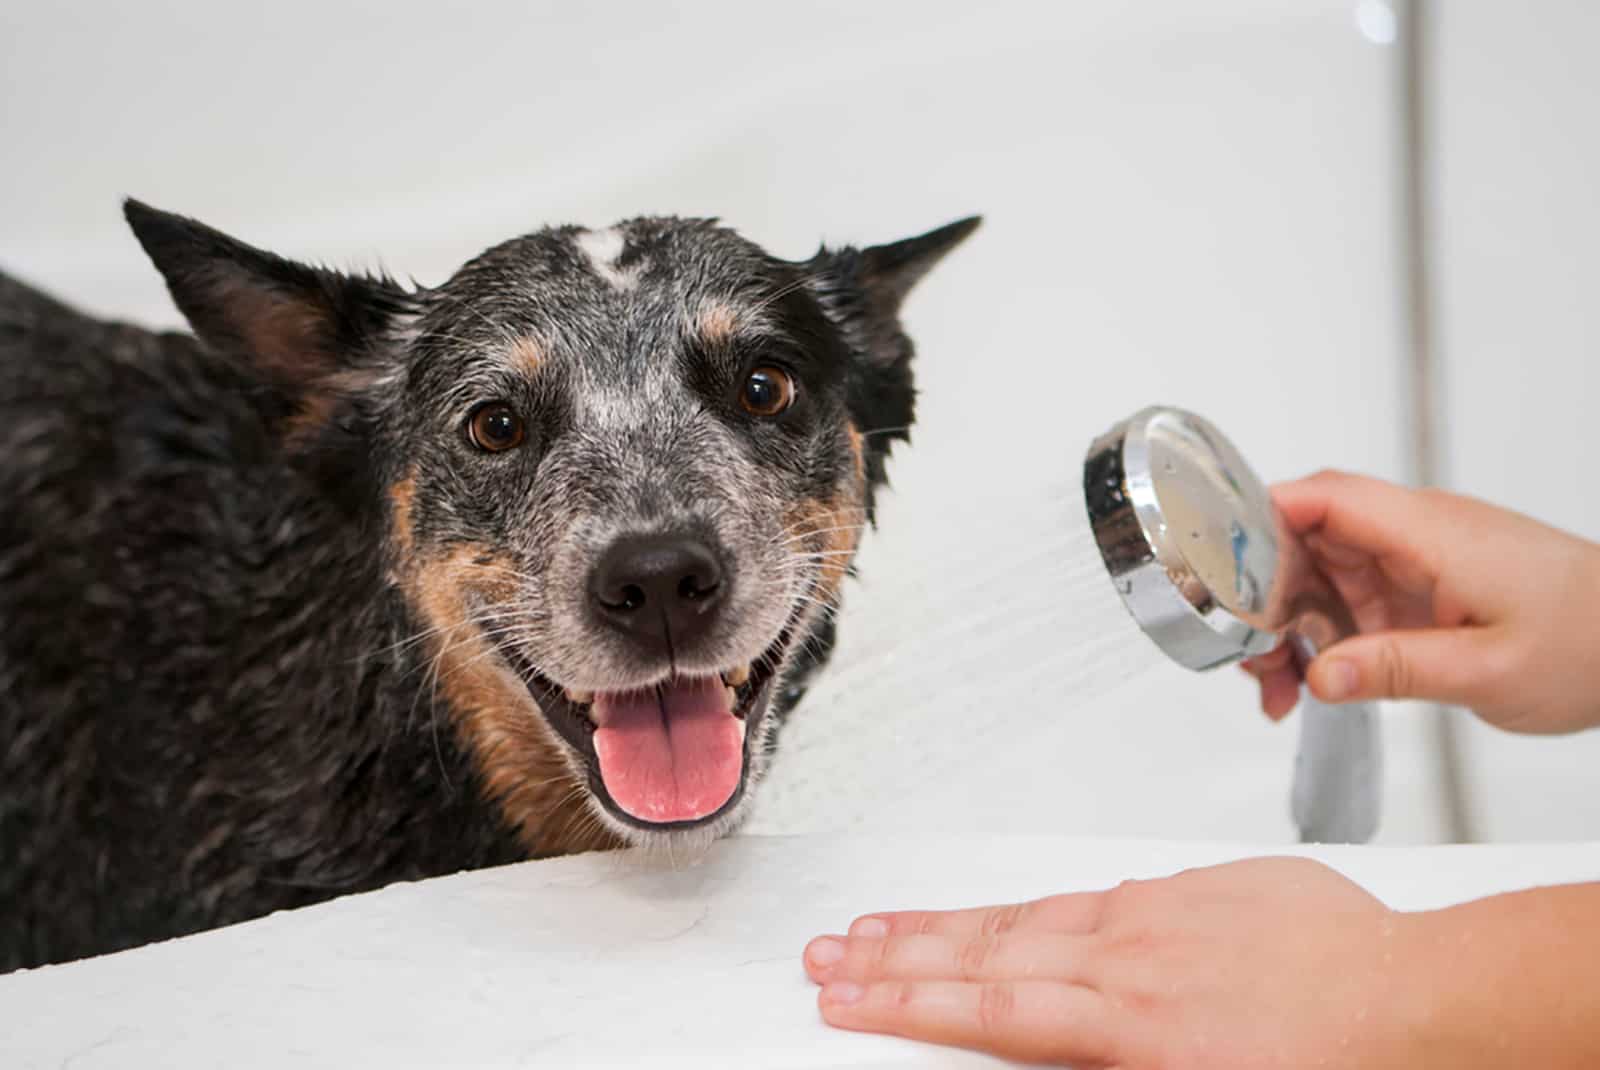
[1242,471,1600,734]
[803,857,1422,1068]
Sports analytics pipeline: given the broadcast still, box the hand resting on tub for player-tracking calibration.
[802,472,1600,1068]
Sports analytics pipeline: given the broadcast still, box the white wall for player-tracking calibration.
[2,1,1533,845]
[1428,0,1600,840]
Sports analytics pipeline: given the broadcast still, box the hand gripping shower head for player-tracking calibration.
[1083,406,1381,843]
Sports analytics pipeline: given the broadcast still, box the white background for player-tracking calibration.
[2,0,1595,844]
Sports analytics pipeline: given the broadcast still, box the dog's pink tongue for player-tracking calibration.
[591,676,743,824]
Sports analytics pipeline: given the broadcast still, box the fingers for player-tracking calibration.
[1258,666,1302,720]
[1304,530,1372,570]
[816,978,1115,1067]
[806,896,1125,1064]
[1242,643,1302,720]
[1271,471,1445,581]
[1307,627,1508,707]
[846,890,1104,943]
[805,931,1094,986]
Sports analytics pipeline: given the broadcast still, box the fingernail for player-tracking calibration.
[849,917,888,939]
[808,937,845,967]
[1324,660,1358,700]
[822,982,864,1006]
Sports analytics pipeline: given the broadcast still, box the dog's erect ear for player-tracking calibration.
[123,199,414,406]
[807,215,980,372]
[804,216,979,511]
[854,216,982,316]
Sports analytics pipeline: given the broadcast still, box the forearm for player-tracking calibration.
[1402,882,1600,1067]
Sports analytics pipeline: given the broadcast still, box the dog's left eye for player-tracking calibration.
[466,402,526,452]
[740,367,795,418]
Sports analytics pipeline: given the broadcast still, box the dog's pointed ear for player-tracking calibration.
[123,199,414,398]
[803,216,979,512]
[855,215,982,314]
[807,216,980,370]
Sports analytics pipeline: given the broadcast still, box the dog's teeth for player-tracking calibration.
[724,664,751,688]
[564,687,593,705]
[725,685,739,709]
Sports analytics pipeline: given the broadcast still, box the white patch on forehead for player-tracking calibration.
[575,227,639,290]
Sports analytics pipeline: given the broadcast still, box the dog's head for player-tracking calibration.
[126,200,976,851]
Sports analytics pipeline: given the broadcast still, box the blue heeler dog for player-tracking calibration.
[0,200,978,970]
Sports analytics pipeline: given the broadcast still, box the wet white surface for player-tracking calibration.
[5,834,1599,1069]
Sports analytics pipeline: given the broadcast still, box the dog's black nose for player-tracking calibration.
[590,534,726,651]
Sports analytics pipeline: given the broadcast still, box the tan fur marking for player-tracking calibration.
[845,423,867,484]
[789,424,872,607]
[222,279,374,444]
[282,392,338,443]
[807,498,867,608]
[387,488,615,855]
[233,287,331,384]
[508,335,544,377]
[388,470,417,563]
[282,367,381,444]
[698,301,740,348]
[787,430,869,610]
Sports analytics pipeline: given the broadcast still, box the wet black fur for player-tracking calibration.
[0,203,976,972]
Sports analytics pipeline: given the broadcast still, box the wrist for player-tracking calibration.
[1395,886,1600,1069]
[1384,906,1492,1068]
[1361,908,1470,1069]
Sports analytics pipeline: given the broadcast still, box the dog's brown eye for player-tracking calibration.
[466,403,525,452]
[740,367,795,417]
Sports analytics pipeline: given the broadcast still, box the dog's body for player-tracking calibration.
[0,204,974,971]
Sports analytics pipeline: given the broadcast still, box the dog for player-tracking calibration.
[0,201,977,971]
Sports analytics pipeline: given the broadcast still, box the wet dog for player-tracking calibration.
[0,201,976,970]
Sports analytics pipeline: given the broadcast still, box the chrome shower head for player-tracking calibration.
[1083,406,1381,843]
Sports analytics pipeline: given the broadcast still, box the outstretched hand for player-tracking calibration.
[804,857,1417,1068]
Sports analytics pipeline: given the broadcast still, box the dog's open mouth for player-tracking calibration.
[512,629,792,830]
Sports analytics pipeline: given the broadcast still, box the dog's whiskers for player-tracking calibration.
[773,523,870,548]
[747,269,831,316]
[853,423,913,440]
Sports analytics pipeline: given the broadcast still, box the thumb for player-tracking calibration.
[1305,628,1503,708]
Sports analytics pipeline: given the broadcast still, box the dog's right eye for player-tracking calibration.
[740,367,795,418]
[466,403,526,453]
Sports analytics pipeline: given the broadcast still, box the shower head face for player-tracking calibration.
[1141,410,1280,618]
[1084,407,1287,670]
